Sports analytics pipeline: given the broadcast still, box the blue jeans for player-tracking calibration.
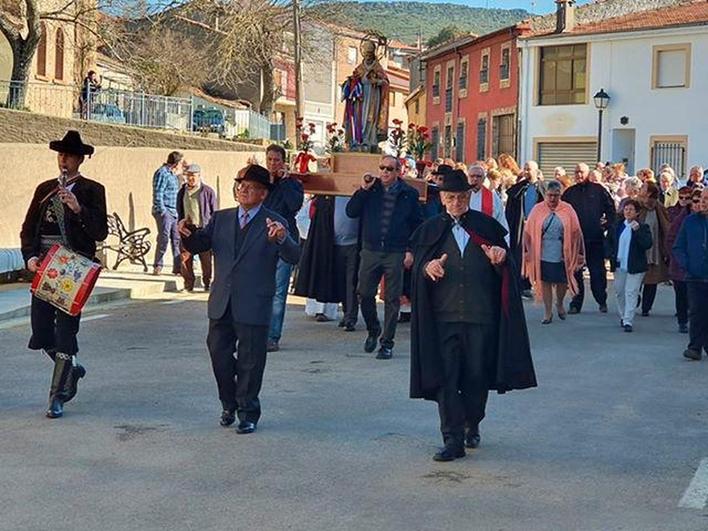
[268,259,293,343]
[152,211,180,273]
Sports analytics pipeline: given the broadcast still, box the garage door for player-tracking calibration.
[537,142,597,179]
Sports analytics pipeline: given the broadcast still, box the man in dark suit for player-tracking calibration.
[179,165,300,434]
[20,130,108,419]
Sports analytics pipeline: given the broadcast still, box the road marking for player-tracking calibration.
[82,314,109,322]
[679,458,708,509]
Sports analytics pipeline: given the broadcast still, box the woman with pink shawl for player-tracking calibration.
[523,180,586,324]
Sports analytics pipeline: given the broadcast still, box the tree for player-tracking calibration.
[426,24,467,48]
[0,0,42,105]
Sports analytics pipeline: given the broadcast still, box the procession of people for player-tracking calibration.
[20,124,708,463]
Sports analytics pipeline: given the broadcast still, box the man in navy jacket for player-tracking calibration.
[346,154,423,359]
[673,188,708,360]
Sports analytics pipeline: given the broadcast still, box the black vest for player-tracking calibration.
[431,229,500,323]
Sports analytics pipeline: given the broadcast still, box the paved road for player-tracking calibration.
[2,285,708,531]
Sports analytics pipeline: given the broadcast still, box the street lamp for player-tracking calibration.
[593,88,610,162]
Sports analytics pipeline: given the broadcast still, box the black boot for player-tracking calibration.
[62,357,86,404]
[46,353,73,419]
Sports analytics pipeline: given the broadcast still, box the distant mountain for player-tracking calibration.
[312,1,532,45]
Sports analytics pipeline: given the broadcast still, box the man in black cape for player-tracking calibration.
[410,170,537,462]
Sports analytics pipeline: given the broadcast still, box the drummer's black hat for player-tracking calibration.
[439,170,472,192]
[235,164,273,191]
[49,130,95,157]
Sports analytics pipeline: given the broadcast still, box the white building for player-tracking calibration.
[518,1,708,180]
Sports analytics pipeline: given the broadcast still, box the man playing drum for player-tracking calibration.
[20,130,108,418]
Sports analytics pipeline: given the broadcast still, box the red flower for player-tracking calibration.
[47,268,58,279]
[417,126,429,134]
[392,118,402,126]
[408,123,416,129]
[301,133,309,141]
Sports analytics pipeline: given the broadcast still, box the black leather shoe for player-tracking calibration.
[220,409,236,427]
[641,311,650,317]
[398,312,411,323]
[364,330,381,353]
[344,322,356,332]
[376,346,393,360]
[46,354,73,419]
[599,304,608,313]
[433,446,465,462]
[315,313,332,322]
[679,323,689,334]
[623,324,633,333]
[465,427,481,449]
[568,306,580,315]
[338,319,346,328]
[236,421,256,434]
[266,340,280,352]
[683,348,702,361]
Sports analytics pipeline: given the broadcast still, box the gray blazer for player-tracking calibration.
[182,205,301,325]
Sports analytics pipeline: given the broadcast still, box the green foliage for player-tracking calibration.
[426,24,467,48]
[312,2,531,44]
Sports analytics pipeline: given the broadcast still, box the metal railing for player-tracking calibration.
[0,80,76,118]
[85,87,193,131]
[1,79,277,139]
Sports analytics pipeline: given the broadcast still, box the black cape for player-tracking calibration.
[505,179,544,251]
[294,195,343,303]
[409,210,537,400]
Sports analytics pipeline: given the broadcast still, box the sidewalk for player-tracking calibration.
[0,268,190,323]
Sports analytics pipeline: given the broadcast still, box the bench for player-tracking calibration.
[104,213,152,272]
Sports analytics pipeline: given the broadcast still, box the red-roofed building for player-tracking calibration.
[423,25,531,164]
[518,0,708,179]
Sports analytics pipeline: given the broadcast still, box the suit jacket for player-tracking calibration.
[176,183,217,227]
[20,176,108,263]
[182,205,301,325]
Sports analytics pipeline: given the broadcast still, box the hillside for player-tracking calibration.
[312,1,532,44]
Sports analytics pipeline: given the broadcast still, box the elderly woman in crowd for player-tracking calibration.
[618,176,642,212]
[659,170,679,208]
[687,165,705,188]
[553,166,571,191]
[606,199,653,332]
[522,180,585,324]
[665,186,695,333]
[637,168,656,184]
[637,182,670,316]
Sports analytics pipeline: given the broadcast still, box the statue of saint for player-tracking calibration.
[341,35,390,152]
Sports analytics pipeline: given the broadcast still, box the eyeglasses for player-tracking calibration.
[379,165,396,172]
[236,183,264,193]
[693,199,701,203]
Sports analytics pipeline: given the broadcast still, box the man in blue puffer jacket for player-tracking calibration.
[673,189,708,360]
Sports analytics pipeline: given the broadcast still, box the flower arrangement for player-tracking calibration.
[325,122,345,154]
[294,117,317,173]
[406,123,432,161]
[388,118,405,158]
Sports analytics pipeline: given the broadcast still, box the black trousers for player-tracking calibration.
[511,243,531,291]
[207,305,268,424]
[28,296,81,355]
[571,240,607,310]
[435,321,495,449]
[687,282,708,354]
[333,244,359,325]
[674,280,689,325]
[642,283,658,315]
[357,249,404,348]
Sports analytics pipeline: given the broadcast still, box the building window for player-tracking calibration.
[414,99,419,114]
[539,44,587,105]
[390,91,396,106]
[652,44,690,89]
[480,53,489,86]
[54,28,65,81]
[500,47,510,82]
[445,65,454,113]
[476,118,487,160]
[431,127,440,160]
[444,124,452,158]
[36,23,47,77]
[455,121,465,163]
[492,113,515,158]
[432,69,441,99]
[347,46,357,65]
[650,136,687,180]
[459,60,468,91]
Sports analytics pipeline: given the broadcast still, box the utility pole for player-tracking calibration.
[293,0,304,120]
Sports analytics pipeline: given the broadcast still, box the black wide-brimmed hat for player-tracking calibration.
[439,170,472,192]
[431,163,454,176]
[235,164,273,191]
[49,130,94,156]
